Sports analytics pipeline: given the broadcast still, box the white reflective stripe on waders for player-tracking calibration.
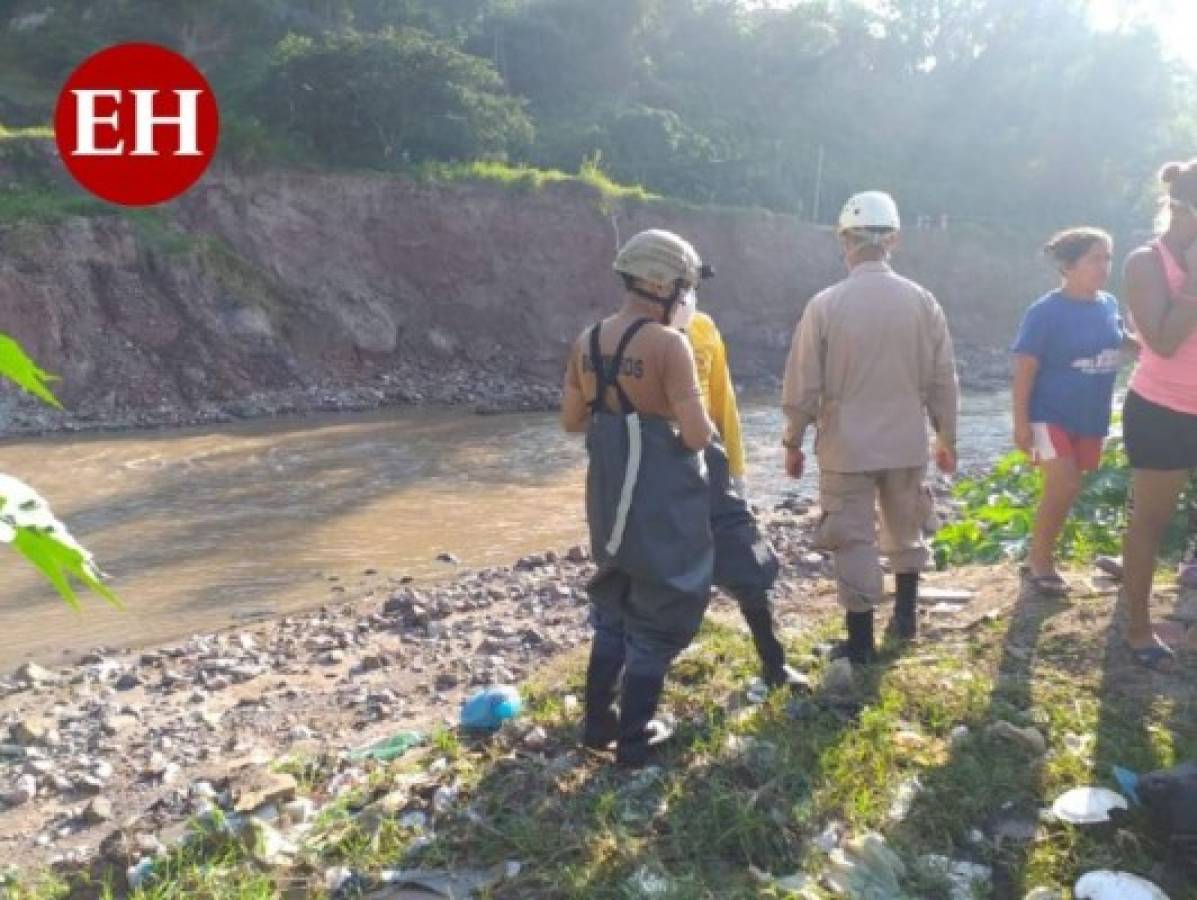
[605,412,642,556]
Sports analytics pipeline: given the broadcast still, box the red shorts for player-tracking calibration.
[1031,423,1103,471]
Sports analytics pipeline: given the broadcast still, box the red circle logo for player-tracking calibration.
[54,43,219,207]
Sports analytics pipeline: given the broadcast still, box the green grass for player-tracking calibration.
[0,125,54,141]
[7,580,1195,899]
[409,156,658,206]
[0,185,106,224]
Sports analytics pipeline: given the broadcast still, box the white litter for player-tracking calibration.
[1050,787,1128,825]
[1075,870,1170,900]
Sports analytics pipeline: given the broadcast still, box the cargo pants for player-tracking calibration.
[813,466,932,613]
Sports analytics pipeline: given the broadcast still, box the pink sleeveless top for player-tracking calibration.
[1129,239,1197,415]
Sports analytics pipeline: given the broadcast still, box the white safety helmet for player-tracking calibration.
[613,229,703,288]
[837,191,901,234]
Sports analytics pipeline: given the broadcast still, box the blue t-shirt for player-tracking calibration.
[1011,290,1125,437]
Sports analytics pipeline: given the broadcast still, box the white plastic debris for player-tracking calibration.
[749,864,814,894]
[921,855,993,900]
[627,865,671,896]
[888,776,923,822]
[1074,870,1170,900]
[1050,787,1128,825]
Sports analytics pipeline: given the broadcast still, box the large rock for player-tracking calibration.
[232,769,298,813]
[15,662,57,686]
[12,716,51,746]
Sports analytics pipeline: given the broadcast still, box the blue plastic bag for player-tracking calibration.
[460,686,522,731]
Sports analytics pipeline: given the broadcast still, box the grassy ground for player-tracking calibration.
[4,567,1195,899]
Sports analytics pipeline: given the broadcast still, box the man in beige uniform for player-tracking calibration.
[782,191,959,664]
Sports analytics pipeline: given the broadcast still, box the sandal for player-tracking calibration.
[1128,642,1177,671]
[1025,572,1072,598]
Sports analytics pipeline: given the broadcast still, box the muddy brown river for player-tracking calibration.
[0,393,1010,667]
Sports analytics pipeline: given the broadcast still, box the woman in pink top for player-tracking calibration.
[1121,159,1197,670]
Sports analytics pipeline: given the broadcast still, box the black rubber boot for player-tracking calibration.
[831,610,876,665]
[890,573,919,641]
[743,607,810,691]
[582,648,623,751]
[742,606,786,683]
[616,672,670,768]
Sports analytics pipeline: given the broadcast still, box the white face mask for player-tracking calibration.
[670,287,697,330]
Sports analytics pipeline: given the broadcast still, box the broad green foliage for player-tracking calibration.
[0,335,119,610]
[255,27,533,167]
[3,0,1194,228]
[0,334,62,408]
[933,444,1189,567]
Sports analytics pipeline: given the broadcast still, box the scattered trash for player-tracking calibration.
[460,686,522,731]
[919,855,992,900]
[949,724,971,746]
[986,720,1047,756]
[1074,870,1170,899]
[432,784,458,816]
[1023,888,1063,900]
[813,821,845,854]
[918,586,975,603]
[888,777,923,823]
[826,832,907,898]
[1050,787,1128,825]
[325,866,355,893]
[398,810,429,831]
[747,677,769,705]
[376,860,520,897]
[522,726,548,750]
[349,730,425,762]
[1112,765,1142,805]
[126,858,155,891]
[749,864,814,895]
[627,865,671,896]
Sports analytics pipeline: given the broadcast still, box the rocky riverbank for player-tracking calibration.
[0,341,1009,438]
[0,501,830,885]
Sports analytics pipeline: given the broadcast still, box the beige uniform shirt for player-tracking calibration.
[782,261,959,473]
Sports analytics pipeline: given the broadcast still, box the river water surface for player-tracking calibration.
[0,392,1011,666]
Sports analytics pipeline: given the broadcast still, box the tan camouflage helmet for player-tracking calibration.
[613,229,703,287]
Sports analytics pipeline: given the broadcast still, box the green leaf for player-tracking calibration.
[9,526,121,612]
[0,333,63,409]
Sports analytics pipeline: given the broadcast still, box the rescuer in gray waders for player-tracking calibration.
[561,229,716,767]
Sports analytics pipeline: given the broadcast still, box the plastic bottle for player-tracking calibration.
[348,730,424,762]
[459,686,522,731]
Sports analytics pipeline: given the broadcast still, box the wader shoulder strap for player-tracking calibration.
[588,318,654,415]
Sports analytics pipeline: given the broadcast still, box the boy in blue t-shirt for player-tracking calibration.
[1012,228,1129,596]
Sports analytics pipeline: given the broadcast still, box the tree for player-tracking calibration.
[256,27,533,166]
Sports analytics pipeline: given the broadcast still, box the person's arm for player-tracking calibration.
[1124,248,1197,358]
[781,297,824,451]
[925,298,959,472]
[664,335,716,451]
[560,343,589,433]
[708,326,747,479]
[1011,354,1038,455]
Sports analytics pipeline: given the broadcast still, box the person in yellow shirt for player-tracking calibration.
[682,305,801,690]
